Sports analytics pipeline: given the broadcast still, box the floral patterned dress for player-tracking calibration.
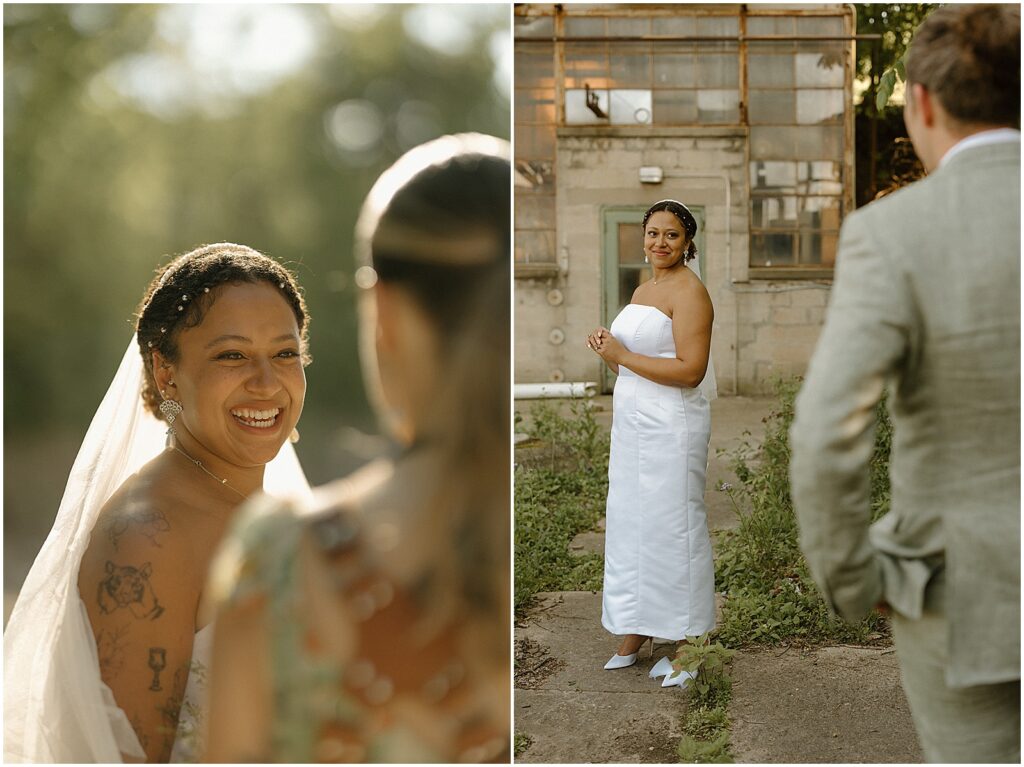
[211,461,509,763]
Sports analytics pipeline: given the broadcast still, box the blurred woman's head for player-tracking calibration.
[352,134,510,662]
[136,243,310,468]
[354,134,509,447]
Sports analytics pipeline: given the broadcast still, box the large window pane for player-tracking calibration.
[796,17,845,36]
[751,161,798,189]
[618,222,645,264]
[698,52,738,87]
[697,89,739,122]
[565,88,608,124]
[796,89,844,124]
[750,232,796,266]
[515,16,554,38]
[610,51,651,87]
[606,17,650,37]
[653,89,698,123]
[795,125,843,158]
[654,16,696,36]
[747,16,796,36]
[654,54,697,86]
[515,88,556,124]
[565,17,604,37]
[749,89,795,123]
[515,50,555,88]
[564,49,608,87]
[697,16,740,36]
[795,50,845,87]
[748,54,794,88]
[750,125,797,158]
[610,89,653,124]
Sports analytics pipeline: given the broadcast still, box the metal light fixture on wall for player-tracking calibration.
[639,166,663,184]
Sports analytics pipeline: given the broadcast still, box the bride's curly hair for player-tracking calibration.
[134,243,310,417]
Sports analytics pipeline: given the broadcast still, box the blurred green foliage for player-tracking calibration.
[3,4,509,584]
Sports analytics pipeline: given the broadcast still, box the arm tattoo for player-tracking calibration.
[97,561,165,620]
[96,624,131,679]
[129,714,150,753]
[148,648,167,691]
[155,665,190,756]
[105,509,170,551]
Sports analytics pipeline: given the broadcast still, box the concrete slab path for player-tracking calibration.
[515,394,923,763]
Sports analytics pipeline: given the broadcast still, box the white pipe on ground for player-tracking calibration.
[514,382,598,400]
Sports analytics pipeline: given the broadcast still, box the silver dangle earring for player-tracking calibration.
[644,253,649,263]
[159,398,183,447]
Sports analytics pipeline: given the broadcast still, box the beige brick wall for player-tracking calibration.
[514,129,833,393]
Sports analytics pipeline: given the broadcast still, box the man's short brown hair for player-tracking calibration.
[905,4,1020,128]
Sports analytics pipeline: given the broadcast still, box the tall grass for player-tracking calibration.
[514,400,610,612]
[714,378,892,647]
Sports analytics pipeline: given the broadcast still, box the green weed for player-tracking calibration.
[674,634,735,763]
[514,399,610,611]
[513,731,533,758]
[714,378,892,647]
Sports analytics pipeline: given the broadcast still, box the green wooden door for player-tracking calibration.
[600,205,706,392]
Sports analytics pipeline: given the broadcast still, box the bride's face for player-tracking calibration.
[160,281,306,468]
[643,210,688,270]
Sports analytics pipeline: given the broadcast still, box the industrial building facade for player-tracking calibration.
[514,3,856,393]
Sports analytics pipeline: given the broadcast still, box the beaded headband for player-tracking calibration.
[643,199,698,241]
[141,271,291,348]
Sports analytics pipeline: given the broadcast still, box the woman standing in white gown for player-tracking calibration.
[587,199,717,685]
[3,243,313,762]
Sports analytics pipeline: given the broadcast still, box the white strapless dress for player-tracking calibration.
[601,304,716,640]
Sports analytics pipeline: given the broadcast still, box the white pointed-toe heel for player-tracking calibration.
[604,636,652,670]
[604,651,639,670]
[661,668,695,688]
[648,656,674,679]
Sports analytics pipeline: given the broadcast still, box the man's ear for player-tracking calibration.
[910,82,937,128]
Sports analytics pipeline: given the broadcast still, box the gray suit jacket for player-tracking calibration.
[790,139,1020,687]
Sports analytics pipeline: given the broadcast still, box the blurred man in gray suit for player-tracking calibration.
[790,5,1020,763]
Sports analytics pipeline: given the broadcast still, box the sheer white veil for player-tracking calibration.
[3,335,311,762]
[687,256,718,402]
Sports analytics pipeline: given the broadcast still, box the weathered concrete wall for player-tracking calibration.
[514,127,832,394]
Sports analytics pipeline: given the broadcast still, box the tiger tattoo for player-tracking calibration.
[98,561,164,620]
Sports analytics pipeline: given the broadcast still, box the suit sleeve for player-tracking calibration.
[789,208,913,623]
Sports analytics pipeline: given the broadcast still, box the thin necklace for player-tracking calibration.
[172,444,247,499]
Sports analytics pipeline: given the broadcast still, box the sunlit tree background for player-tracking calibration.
[3,3,510,606]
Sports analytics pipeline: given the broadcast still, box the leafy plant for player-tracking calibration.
[513,732,533,758]
[714,378,892,648]
[674,634,735,763]
[514,399,610,611]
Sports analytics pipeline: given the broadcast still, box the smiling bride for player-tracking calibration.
[4,244,314,762]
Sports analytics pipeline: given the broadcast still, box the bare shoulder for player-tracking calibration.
[81,468,197,608]
[670,268,713,320]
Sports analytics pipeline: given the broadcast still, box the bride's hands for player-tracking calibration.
[586,327,626,364]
